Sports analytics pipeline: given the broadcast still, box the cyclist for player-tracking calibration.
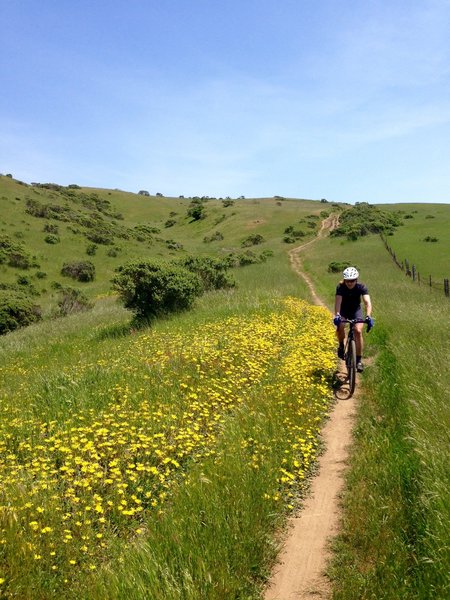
[333,267,373,372]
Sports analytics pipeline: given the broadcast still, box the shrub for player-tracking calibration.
[328,261,352,273]
[187,205,206,221]
[237,251,261,266]
[55,287,93,317]
[222,199,234,207]
[423,236,438,242]
[283,227,305,243]
[203,231,224,243]
[165,219,177,228]
[85,228,113,245]
[112,260,202,320]
[0,235,37,269]
[176,256,235,291]
[44,234,60,244]
[8,252,37,269]
[330,203,401,240]
[35,271,47,279]
[43,223,59,234]
[241,234,265,247]
[61,261,95,282]
[165,240,184,251]
[0,290,42,335]
[86,244,97,255]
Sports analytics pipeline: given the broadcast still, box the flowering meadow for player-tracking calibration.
[0,297,336,598]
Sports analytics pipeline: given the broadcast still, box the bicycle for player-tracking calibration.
[338,318,370,397]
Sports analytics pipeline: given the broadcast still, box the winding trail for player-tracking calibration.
[265,215,358,600]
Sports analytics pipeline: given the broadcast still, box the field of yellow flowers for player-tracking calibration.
[0,297,336,599]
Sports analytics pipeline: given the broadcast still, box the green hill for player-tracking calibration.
[0,174,330,315]
[0,174,449,599]
[378,203,450,281]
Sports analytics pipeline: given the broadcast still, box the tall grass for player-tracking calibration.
[302,234,450,598]
[0,289,336,599]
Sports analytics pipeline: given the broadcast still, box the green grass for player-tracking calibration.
[301,233,450,599]
[0,175,324,314]
[378,203,450,282]
[0,289,336,599]
[2,174,450,598]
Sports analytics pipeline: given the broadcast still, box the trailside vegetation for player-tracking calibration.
[330,202,402,240]
[112,260,203,321]
[0,298,335,598]
[0,290,42,334]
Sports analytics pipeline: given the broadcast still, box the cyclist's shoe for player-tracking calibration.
[356,361,364,373]
[337,345,345,360]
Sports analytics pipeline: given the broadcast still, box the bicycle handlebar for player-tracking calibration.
[336,317,373,331]
[338,318,366,324]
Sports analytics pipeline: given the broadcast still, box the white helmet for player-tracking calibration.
[343,266,359,280]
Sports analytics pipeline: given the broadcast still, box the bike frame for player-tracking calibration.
[339,318,366,397]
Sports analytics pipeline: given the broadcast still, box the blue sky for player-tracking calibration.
[1,0,450,203]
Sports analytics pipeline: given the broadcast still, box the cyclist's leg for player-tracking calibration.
[354,322,364,357]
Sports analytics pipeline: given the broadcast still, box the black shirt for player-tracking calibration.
[336,282,369,318]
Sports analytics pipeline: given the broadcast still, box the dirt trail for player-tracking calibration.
[265,215,358,600]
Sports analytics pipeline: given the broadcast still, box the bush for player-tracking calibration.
[165,219,177,228]
[86,244,97,256]
[0,235,37,269]
[283,227,306,243]
[330,203,401,240]
[8,252,37,269]
[55,287,93,317]
[85,228,113,245]
[203,231,224,243]
[61,261,95,282]
[328,261,352,273]
[0,290,42,335]
[43,223,59,234]
[241,234,265,247]
[165,240,184,251]
[423,236,438,242]
[112,260,202,320]
[176,256,235,291]
[187,205,206,221]
[44,234,60,244]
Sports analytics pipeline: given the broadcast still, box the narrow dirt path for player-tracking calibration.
[265,215,358,600]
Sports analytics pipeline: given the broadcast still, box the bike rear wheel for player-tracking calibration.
[347,339,357,396]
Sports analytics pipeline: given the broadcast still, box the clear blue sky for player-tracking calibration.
[1,0,450,203]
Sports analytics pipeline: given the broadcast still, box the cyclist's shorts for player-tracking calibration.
[341,308,363,321]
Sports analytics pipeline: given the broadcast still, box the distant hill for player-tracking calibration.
[0,175,332,315]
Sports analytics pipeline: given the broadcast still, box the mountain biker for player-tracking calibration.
[333,267,373,373]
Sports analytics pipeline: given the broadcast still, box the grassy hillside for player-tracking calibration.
[378,203,450,281]
[301,231,449,599]
[0,175,329,315]
[1,176,449,598]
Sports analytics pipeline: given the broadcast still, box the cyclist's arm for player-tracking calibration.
[362,293,372,317]
[335,294,343,316]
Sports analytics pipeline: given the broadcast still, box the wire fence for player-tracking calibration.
[380,234,449,298]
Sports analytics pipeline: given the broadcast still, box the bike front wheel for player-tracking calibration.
[347,339,357,397]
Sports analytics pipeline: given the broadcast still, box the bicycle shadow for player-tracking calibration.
[332,363,356,400]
